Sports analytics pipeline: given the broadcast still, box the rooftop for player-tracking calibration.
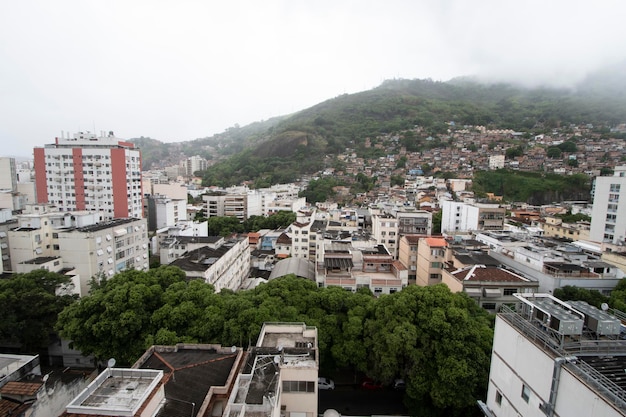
[65,368,163,417]
[452,265,532,283]
[501,294,626,411]
[136,346,239,417]
[75,218,141,233]
[20,256,61,265]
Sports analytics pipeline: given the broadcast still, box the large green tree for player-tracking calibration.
[57,272,494,416]
[56,267,188,364]
[0,270,77,353]
[363,285,493,416]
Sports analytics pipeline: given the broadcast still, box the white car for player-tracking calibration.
[318,377,335,390]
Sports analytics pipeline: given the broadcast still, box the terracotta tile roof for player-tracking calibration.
[0,381,42,396]
[0,399,31,416]
[425,237,447,247]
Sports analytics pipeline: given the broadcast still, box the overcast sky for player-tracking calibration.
[2,0,625,157]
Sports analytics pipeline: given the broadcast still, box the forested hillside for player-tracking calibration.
[129,67,626,187]
[198,77,626,187]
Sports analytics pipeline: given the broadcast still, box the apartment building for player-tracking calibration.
[34,131,143,219]
[541,216,590,241]
[169,236,250,291]
[395,208,432,236]
[590,165,626,245]
[371,213,399,258]
[182,155,208,177]
[398,234,427,282]
[146,194,187,231]
[416,237,447,286]
[0,157,30,211]
[8,207,148,295]
[317,241,407,294]
[0,209,17,272]
[441,201,505,234]
[479,293,626,417]
[57,217,149,295]
[442,264,538,312]
[224,322,319,417]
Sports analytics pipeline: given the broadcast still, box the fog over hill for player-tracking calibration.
[132,63,626,174]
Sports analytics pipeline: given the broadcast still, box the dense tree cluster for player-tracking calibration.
[194,212,297,236]
[0,270,77,353]
[471,169,591,204]
[57,269,493,416]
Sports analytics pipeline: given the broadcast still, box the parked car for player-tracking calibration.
[318,377,335,390]
[393,379,406,390]
[361,378,384,390]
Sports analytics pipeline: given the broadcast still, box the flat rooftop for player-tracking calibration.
[501,295,626,410]
[65,368,162,416]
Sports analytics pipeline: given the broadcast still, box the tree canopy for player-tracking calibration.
[0,270,77,353]
[56,269,493,416]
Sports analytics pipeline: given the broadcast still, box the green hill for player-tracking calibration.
[202,77,626,186]
[131,68,626,185]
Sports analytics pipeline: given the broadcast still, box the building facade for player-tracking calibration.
[480,293,626,417]
[590,165,626,245]
[441,201,505,234]
[416,237,447,286]
[34,131,143,219]
[224,322,319,417]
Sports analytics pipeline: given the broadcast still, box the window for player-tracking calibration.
[431,262,442,268]
[610,183,621,192]
[495,390,502,406]
[429,273,441,280]
[282,380,315,393]
[521,384,530,403]
[482,303,497,311]
[503,288,518,296]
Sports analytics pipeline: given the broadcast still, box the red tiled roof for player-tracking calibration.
[425,237,447,247]
[0,381,42,396]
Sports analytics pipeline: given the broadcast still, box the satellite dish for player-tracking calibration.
[231,345,237,353]
[273,355,281,364]
[601,303,609,311]
[42,374,49,383]
[107,358,116,368]
[277,345,283,352]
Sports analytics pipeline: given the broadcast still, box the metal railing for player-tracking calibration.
[499,305,626,412]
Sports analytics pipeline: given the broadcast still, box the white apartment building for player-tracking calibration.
[182,155,207,177]
[203,190,263,221]
[169,236,250,291]
[480,293,626,417]
[441,201,505,234]
[224,322,319,417]
[57,217,149,295]
[0,157,29,211]
[34,131,143,219]
[371,213,399,258]
[489,154,505,170]
[0,157,17,191]
[8,207,148,296]
[590,165,626,245]
[146,195,187,231]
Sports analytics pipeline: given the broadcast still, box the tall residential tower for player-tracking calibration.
[34,131,143,219]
